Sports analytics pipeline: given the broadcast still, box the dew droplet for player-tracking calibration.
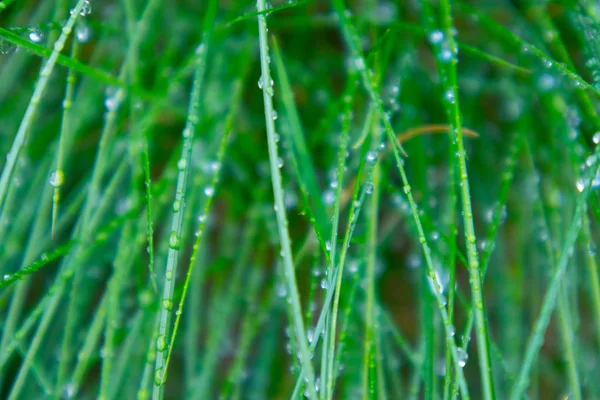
[204,186,214,197]
[320,278,328,289]
[307,327,315,344]
[156,335,167,351]
[154,368,164,386]
[439,48,453,63]
[352,56,365,70]
[271,110,278,120]
[75,24,91,43]
[105,96,117,111]
[209,160,220,172]
[71,0,92,16]
[428,30,444,45]
[444,89,456,104]
[325,241,331,251]
[50,169,65,187]
[366,151,377,162]
[537,73,555,91]
[28,27,43,43]
[162,298,173,311]
[168,231,180,249]
[177,158,187,170]
[456,347,468,367]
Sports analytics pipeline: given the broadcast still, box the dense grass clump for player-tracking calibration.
[1,0,600,399]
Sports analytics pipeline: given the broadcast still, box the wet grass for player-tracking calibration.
[0,0,600,399]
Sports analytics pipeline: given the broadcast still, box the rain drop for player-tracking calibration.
[204,186,215,197]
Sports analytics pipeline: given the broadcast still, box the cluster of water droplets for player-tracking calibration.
[428,29,458,64]
[70,0,92,17]
[575,132,600,192]
[258,75,275,97]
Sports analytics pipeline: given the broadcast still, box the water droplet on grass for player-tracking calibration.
[71,0,92,16]
[428,30,444,45]
[209,160,220,172]
[76,24,91,42]
[156,335,167,351]
[50,169,65,187]
[438,48,453,63]
[366,151,377,162]
[168,231,180,249]
[105,97,117,111]
[307,327,315,343]
[444,89,455,104]
[162,298,173,310]
[456,348,468,367]
[271,110,278,120]
[204,186,214,197]
[154,368,164,386]
[28,27,43,43]
[366,182,374,194]
[537,73,555,91]
[352,56,365,71]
